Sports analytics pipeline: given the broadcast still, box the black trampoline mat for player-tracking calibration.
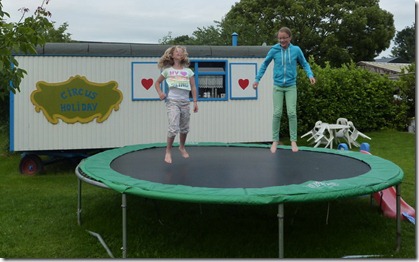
[110,146,371,188]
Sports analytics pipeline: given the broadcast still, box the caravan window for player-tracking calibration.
[189,60,227,101]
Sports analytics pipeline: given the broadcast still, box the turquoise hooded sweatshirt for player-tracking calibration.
[255,43,314,87]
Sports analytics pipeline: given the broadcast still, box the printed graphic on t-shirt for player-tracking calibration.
[162,68,193,91]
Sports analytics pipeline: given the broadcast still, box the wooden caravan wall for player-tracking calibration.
[11,55,274,151]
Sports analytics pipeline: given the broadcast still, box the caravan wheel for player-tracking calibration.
[19,154,44,175]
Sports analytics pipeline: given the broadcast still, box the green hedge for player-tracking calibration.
[279,60,412,138]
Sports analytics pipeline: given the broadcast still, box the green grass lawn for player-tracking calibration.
[0,128,415,258]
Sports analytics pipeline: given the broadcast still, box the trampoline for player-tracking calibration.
[75,143,404,258]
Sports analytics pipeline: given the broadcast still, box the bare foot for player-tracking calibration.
[291,141,299,152]
[179,147,189,158]
[270,141,278,153]
[164,151,172,164]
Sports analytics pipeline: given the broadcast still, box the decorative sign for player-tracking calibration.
[31,75,123,124]
[229,63,257,99]
[132,62,162,100]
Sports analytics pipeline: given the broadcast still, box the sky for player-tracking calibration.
[2,0,416,58]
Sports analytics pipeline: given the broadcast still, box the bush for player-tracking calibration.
[0,94,9,123]
[395,64,415,119]
[278,59,411,137]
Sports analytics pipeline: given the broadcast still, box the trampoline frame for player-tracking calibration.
[75,143,403,258]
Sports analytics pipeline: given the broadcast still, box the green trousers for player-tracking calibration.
[272,85,297,142]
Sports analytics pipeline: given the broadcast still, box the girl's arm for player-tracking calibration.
[296,47,315,84]
[253,49,274,88]
[189,76,198,113]
[155,74,166,100]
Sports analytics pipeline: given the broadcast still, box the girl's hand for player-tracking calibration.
[158,92,166,100]
[252,82,259,89]
[193,102,198,113]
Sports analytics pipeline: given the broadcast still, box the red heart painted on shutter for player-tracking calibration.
[238,79,249,90]
[141,78,153,90]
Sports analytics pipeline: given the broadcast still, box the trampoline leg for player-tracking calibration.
[278,204,284,258]
[122,194,127,258]
[326,202,330,225]
[77,178,82,226]
[396,184,401,252]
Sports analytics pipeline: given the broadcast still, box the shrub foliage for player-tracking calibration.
[278,59,413,137]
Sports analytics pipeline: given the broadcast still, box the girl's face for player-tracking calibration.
[172,48,184,61]
[277,31,291,48]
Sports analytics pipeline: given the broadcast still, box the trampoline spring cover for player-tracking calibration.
[76,143,403,204]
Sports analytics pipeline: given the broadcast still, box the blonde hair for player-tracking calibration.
[157,45,190,69]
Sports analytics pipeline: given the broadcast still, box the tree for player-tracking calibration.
[159,24,226,46]
[190,24,229,45]
[0,0,54,100]
[395,64,415,119]
[158,31,174,44]
[45,21,72,42]
[220,0,395,66]
[163,0,395,67]
[391,24,415,63]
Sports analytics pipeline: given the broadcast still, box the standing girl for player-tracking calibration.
[155,46,198,163]
[253,27,316,153]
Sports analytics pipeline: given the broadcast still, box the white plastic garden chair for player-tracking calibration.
[335,118,351,146]
[336,118,348,125]
[347,121,371,147]
[313,124,334,149]
[301,121,323,143]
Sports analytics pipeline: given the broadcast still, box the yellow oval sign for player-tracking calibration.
[31,75,123,124]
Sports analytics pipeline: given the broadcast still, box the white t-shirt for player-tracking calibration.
[161,67,194,101]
